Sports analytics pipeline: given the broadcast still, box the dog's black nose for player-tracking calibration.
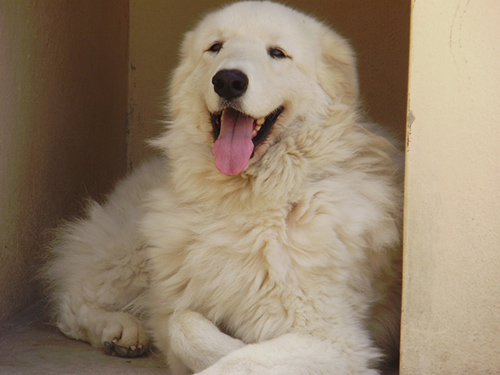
[212,69,248,100]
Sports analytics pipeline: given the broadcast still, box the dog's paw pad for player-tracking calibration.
[103,341,115,355]
[115,344,145,358]
[103,338,146,358]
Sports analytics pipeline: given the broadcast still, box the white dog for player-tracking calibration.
[45,2,403,374]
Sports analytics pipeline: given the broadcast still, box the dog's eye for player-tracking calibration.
[268,47,289,59]
[207,42,223,53]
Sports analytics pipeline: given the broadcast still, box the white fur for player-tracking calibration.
[45,2,403,374]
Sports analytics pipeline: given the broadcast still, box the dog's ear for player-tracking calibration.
[317,28,360,107]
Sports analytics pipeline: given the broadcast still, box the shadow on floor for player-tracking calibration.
[0,304,399,375]
[0,304,164,375]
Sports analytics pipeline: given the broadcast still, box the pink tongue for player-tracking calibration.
[212,108,255,175]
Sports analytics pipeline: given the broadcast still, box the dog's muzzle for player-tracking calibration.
[210,69,284,176]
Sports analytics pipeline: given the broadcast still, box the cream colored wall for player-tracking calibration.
[0,2,128,322]
[401,0,500,373]
[127,0,410,166]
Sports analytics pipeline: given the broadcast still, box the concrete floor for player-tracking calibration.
[0,304,399,375]
[0,304,165,375]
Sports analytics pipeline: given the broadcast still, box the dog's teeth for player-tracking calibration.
[256,117,265,125]
[252,130,258,137]
[255,125,262,132]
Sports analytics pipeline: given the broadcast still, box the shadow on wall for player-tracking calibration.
[0,1,129,323]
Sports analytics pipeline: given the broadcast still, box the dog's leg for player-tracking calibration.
[166,348,191,375]
[57,299,149,357]
[195,333,380,375]
[49,222,151,358]
[152,310,245,374]
[45,160,165,356]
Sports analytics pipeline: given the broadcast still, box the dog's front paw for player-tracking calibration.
[98,312,149,358]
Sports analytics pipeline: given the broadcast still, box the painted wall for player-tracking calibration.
[401,0,500,372]
[0,1,128,322]
[127,0,411,166]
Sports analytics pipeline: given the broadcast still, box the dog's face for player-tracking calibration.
[168,1,359,176]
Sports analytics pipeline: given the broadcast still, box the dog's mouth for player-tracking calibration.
[210,106,284,175]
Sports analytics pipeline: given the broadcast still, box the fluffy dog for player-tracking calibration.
[45,2,404,374]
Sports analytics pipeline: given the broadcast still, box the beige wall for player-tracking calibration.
[401,0,500,373]
[127,0,410,166]
[0,1,129,322]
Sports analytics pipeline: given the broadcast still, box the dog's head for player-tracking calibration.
[166,1,359,176]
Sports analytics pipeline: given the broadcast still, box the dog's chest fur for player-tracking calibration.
[146,177,383,344]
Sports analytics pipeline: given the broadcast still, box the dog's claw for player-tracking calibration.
[103,339,145,358]
[114,345,132,357]
[103,341,115,355]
